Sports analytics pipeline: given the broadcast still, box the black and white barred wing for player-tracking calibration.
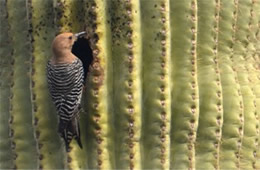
[46,58,84,122]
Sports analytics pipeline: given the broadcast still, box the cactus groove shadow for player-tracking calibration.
[72,37,93,82]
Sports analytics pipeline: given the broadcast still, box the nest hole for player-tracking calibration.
[72,37,94,82]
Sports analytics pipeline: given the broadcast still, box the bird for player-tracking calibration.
[46,31,86,151]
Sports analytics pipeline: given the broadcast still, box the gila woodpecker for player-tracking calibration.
[46,32,86,151]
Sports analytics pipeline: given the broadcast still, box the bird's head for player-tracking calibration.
[52,32,86,56]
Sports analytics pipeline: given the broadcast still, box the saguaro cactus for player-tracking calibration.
[0,0,260,169]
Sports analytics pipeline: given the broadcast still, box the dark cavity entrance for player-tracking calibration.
[72,37,93,82]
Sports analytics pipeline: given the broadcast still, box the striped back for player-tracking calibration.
[46,58,84,121]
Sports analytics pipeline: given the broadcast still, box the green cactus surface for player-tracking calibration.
[0,0,260,169]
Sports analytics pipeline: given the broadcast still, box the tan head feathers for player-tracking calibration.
[52,32,76,56]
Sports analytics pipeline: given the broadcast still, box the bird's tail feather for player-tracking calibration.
[75,119,82,148]
[59,116,82,152]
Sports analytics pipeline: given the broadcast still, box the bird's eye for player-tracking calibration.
[68,36,73,40]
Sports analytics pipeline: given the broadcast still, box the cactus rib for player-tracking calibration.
[109,0,142,169]
[195,0,223,169]
[0,0,14,168]
[242,0,260,168]
[84,0,113,169]
[55,0,85,33]
[29,0,65,168]
[232,0,258,169]
[252,1,260,166]
[218,0,245,168]
[6,0,38,168]
[140,0,171,169]
[170,0,199,169]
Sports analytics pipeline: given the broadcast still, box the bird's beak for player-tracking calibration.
[75,31,86,39]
